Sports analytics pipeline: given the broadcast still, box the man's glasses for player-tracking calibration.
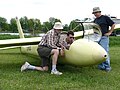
[70,37,74,39]
[93,11,101,14]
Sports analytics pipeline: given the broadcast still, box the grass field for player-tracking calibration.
[0,46,120,90]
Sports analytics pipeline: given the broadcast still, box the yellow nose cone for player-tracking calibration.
[59,39,107,66]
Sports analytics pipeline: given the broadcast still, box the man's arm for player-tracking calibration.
[104,24,115,36]
[104,16,115,36]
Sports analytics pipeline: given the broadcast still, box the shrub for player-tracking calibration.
[0,34,31,40]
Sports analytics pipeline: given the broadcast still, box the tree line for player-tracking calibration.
[0,16,84,35]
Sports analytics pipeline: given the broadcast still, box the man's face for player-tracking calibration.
[67,34,74,43]
[55,29,62,34]
[93,12,101,18]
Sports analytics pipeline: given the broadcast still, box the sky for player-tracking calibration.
[0,0,120,24]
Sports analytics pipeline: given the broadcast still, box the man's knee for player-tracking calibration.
[43,66,48,71]
[51,49,59,55]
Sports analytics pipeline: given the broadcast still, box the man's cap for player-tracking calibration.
[53,22,63,29]
[92,7,101,14]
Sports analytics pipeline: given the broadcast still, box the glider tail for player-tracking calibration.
[15,17,25,38]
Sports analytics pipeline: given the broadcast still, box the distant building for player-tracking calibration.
[109,16,120,24]
[112,19,120,24]
[109,16,120,36]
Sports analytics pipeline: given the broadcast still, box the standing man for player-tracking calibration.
[21,22,63,75]
[92,7,115,72]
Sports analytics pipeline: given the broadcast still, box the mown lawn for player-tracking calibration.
[0,46,120,90]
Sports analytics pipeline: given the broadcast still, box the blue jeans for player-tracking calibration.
[98,36,111,71]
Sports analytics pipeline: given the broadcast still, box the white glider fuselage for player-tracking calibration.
[20,38,107,66]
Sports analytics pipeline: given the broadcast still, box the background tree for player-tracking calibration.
[20,16,29,32]
[0,17,10,32]
[42,21,52,33]
[27,19,35,36]
[63,24,69,31]
[69,20,82,32]
[49,17,55,25]
[10,18,17,33]
[34,19,42,33]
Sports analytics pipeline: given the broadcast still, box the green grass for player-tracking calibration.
[0,46,120,90]
[110,36,120,47]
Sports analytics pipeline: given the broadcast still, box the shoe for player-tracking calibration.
[105,67,111,72]
[21,62,30,72]
[98,65,105,70]
[51,70,63,75]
